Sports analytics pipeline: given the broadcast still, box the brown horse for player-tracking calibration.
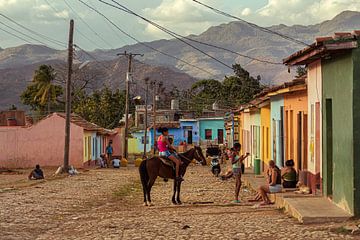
[139,146,207,206]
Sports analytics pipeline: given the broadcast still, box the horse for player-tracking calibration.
[139,146,207,206]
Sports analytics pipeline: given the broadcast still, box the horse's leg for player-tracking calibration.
[172,179,177,205]
[147,176,157,206]
[176,181,182,205]
[142,184,148,206]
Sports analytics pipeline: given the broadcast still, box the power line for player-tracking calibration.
[43,0,105,50]
[85,0,129,47]
[105,0,282,65]
[99,0,234,70]
[0,21,50,46]
[63,0,114,49]
[0,12,66,48]
[0,26,32,44]
[191,0,310,47]
[77,0,217,78]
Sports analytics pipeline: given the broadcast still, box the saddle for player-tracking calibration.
[160,157,175,168]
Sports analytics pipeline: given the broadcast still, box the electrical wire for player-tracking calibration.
[105,0,282,65]
[0,26,32,44]
[77,0,217,78]
[191,0,310,47]
[0,12,66,48]
[43,0,105,50]
[63,0,114,49]
[99,0,234,70]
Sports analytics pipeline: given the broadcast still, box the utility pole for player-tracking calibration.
[63,19,74,173]
[117,51,143,160]
[152,80,157,155]
[143,77,149,158]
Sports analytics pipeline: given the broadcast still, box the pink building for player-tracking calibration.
[0,113,118,168]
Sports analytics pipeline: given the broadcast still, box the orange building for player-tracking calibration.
[283,80,308,171]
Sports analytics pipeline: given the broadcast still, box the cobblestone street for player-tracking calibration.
[0,165,355,240]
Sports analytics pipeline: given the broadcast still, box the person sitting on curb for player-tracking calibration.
[112,157,121,169]
[282,159,298,188]
[256,160,282,205]
[28,164,44,180]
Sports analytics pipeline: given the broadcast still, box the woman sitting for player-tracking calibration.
[157,127,183,182]
[282,159,298,188]
[257,160,282,205]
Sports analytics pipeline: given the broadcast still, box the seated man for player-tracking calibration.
[28,164,44,180]
[112,157,121,169]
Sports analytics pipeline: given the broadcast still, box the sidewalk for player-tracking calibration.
[242,169,353,224]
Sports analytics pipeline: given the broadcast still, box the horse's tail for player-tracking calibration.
[139,159,149,202]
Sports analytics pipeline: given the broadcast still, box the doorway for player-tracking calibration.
[187,130,193,144]
[325,99,333,196]
[217,129,224,144]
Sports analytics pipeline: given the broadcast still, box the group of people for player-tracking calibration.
[221,143,298,205]
[97,142,121,169]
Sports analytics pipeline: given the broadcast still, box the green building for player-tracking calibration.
[284,31,360,215]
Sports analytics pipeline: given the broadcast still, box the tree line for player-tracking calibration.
[20,63,265,128]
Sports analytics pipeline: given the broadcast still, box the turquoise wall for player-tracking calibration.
[322,49,357,214]
[270,95,284,167]
[199,119,225,142]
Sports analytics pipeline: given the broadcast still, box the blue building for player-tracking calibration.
[179,119,199,145]
[198,117,225,145]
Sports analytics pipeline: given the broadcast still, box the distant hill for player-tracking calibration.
[1,10,360,109]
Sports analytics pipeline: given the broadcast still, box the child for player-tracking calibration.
[231,143,250,203]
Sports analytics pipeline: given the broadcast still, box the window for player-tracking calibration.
[205,129,212,140]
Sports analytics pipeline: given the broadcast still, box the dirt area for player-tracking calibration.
[0,165,356,239]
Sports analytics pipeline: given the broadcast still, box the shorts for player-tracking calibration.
[269,184,282,193]
[233,167,242,176]
[159,150,175,158]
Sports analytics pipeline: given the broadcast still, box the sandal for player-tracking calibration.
[232,200,241,203]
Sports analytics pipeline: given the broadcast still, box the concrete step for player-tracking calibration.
[277,196,352,224]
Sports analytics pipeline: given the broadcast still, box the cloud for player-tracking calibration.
[257,0,360,25]
[241,8,252,16]
[142,0,226,38]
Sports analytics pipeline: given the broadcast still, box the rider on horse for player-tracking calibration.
[157,127,183,182]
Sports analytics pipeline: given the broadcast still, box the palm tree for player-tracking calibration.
[32,65,58,113]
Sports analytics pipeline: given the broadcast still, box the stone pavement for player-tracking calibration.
[0,166,355,239]
[242,169,352,224]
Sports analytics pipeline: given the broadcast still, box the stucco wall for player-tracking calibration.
[322,50,356,214]
[199,119,225,143]
[307,60,323,176]
[352,46,360,216]
[270,95,284,167]
[260,105,271,169]
[284,90,308,171]
[0,114,84,168]
[179,120,200,145]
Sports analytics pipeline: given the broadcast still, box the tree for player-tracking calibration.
[295,66,307,78]
[21,65,63,114]
[186,64,263,112]
[72,87,127,128]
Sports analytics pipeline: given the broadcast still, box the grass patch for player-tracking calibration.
[331,226,350,235]
[113,180,142,199]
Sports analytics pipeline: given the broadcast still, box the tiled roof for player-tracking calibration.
[55,113,116,135]
[283,30,360,65]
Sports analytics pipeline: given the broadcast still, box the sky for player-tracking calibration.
[1,0,360,50]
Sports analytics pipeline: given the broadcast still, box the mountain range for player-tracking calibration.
[1,10,360,109]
